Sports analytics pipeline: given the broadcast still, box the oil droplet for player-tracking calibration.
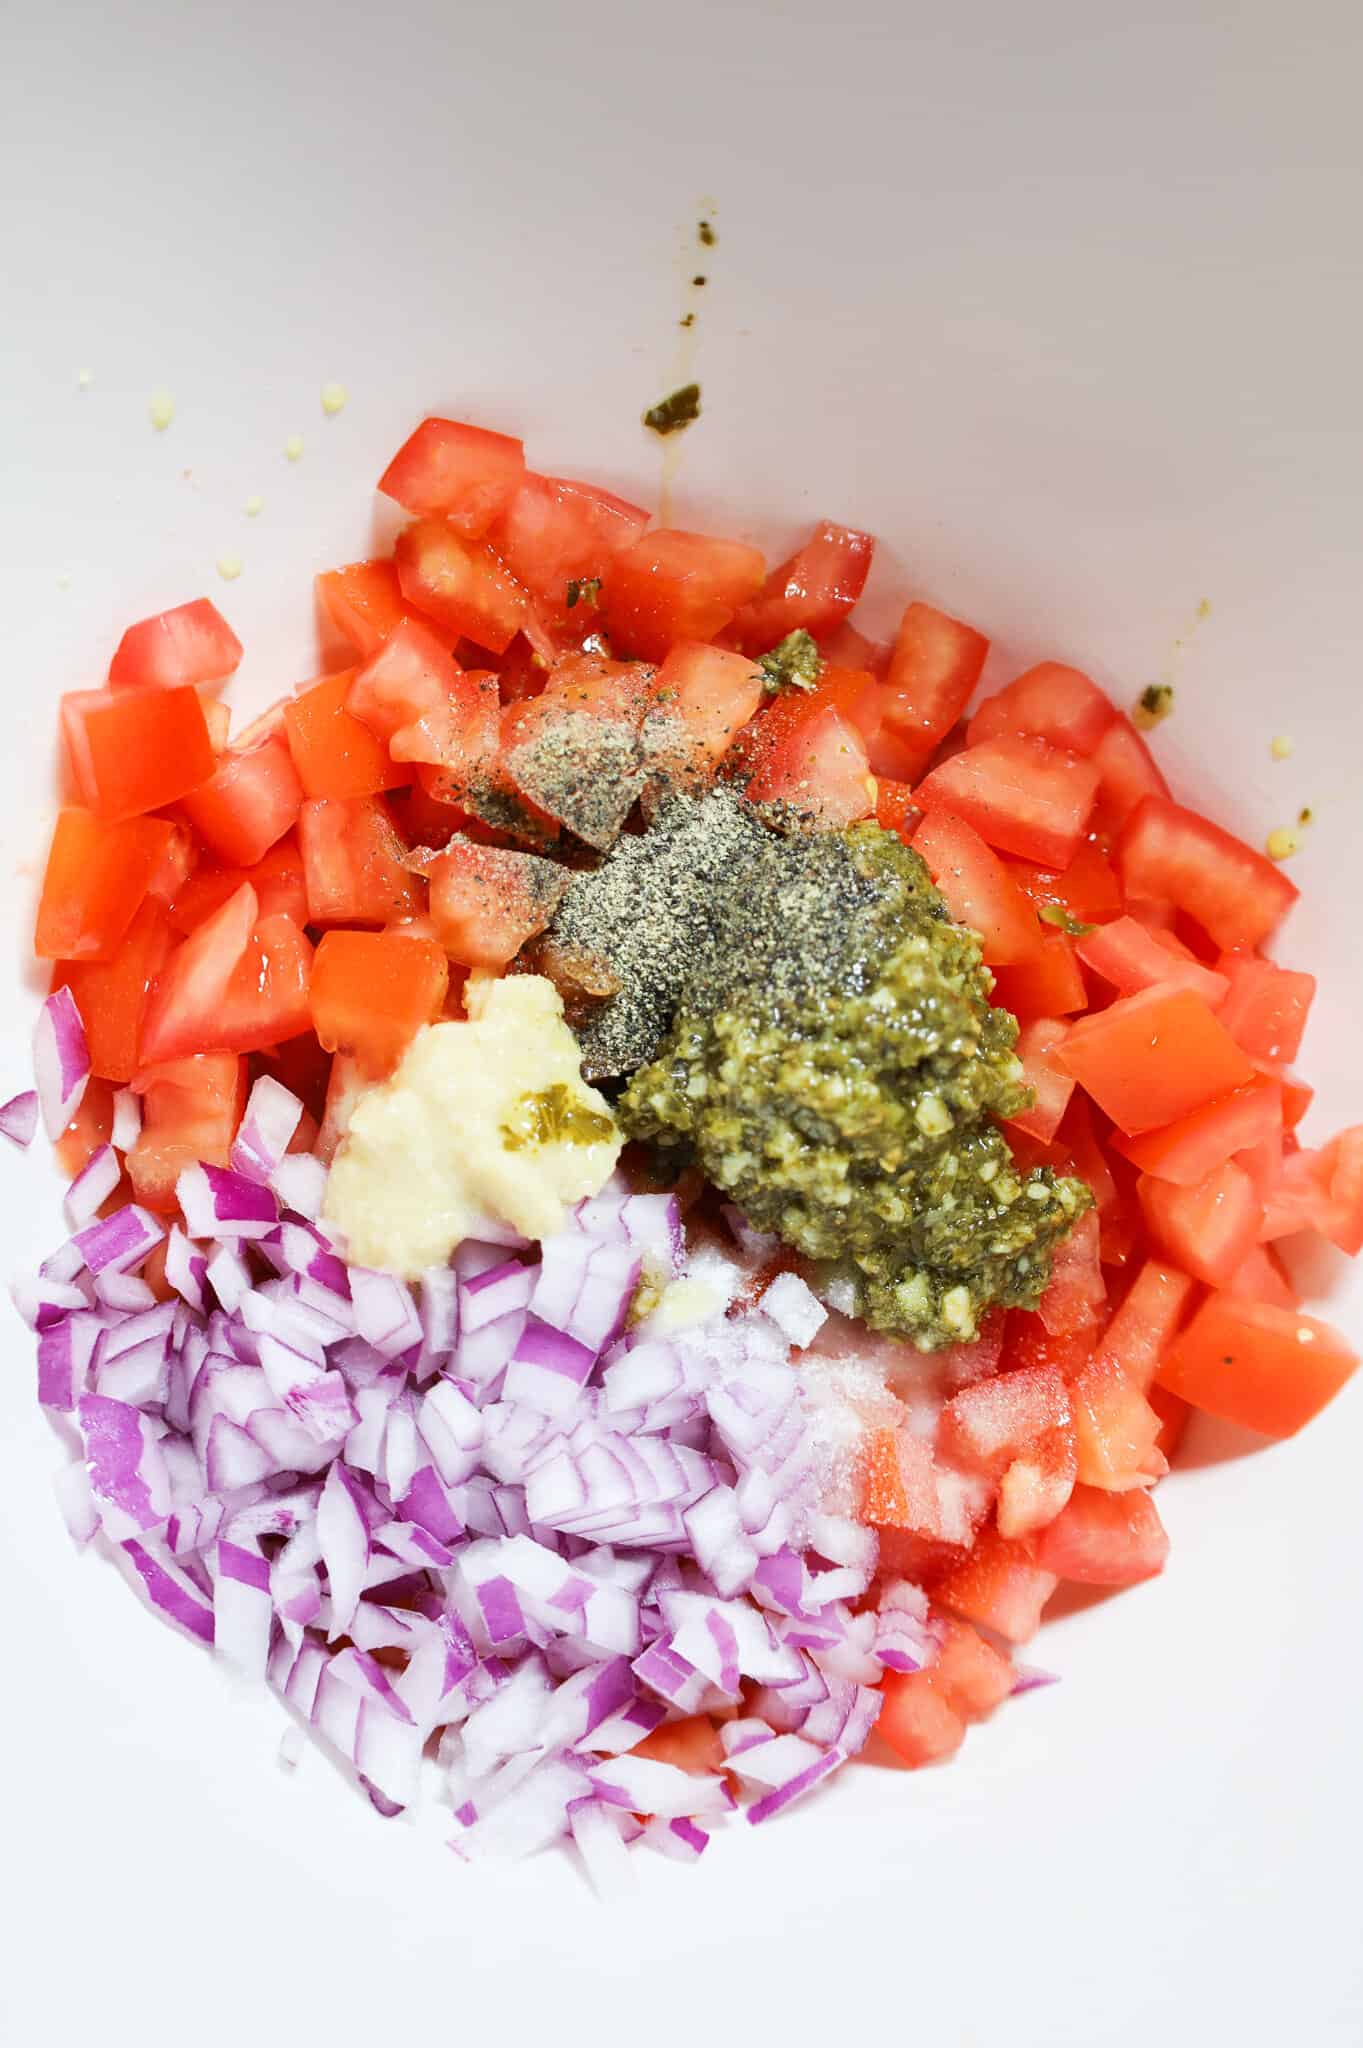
[1270,734,1294,761]
[320,381,348,416]
[284,433,305,461]
[216,552,243,582]
[1265,826,1300,862]
[244,494,264,518]
[148,389,175,431]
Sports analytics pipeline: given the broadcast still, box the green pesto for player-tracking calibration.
[500,1083,616,1153]
[759,629,824,695]
[619,824,1091,1349]
[698,220,716,246]
[643,384,702,436]
[1038,902,1094,936]
[565,576,601,610]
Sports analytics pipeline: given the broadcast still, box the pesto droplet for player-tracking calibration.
[500,1083,617,1152]
[758,629,824,696]
[643,383,702,437]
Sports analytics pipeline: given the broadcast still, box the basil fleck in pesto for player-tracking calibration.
[1133,683,1174,730]
[565,576,601,610]
[1038,903,1094,936]
[758,629,824,696]
[643,384,702,436]
[501,1083,616,1153]
[698,219,716,246]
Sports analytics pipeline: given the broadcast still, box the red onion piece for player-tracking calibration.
[231,1075,304,1184]
[0,1089,39,1150]
[110,1087,142,1153]
[33,987,90,1141]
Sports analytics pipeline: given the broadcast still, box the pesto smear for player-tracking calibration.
[551,788,1091,1350]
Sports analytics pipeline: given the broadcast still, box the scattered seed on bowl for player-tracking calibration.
[216,552,243,582]
[76,368,92,390]
[1265,825,1301,861]
[244,494,264,518]
[321,381,348,416]
[284,434,304,462]
[148,390,175,431]
[1270,734,1294,760]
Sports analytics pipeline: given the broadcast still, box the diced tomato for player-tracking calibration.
[1260,1127,1363,1256]
[35,809,176,963]
[633,1716,727,1775]
[309,930,449,1079]
[315,1052,366,1166]
[53,896,173,1085]
[284,671,406,800]
[419,836,570,969]
[1137,1161,1263,1289]
[1001,1308,1096,1383]
[939,1310,1008,1391]
[377,417,526,533]
[180,733,304,867]
[996,1419,1078,1538]
[1225,1242,1298,1311]
[1147,1382,1190,1464]
[1008,843,1124,929]
[1069,1352,1167,1490]
[61,684,215,822]
[869,601,990,783]
[53,1079,113,1177]
[927,1617,1015,1719]
[933,1526,1058,1644]
[168,837,308,938]
[127,1052,247,1212]
[298,797,421,927]
[744,704,875,828]
[600,529,766,661]
[642,643,766,794]
[255,1032,334,1126]
[316,559,457,659]
[346,619,459,743]
[1033,1485,1169,1586]
[489,472,650,637]
[140,884,313,1064]
[393,519,530,655]
[1157,1293,1358,1437]
[108,598,243,692]
[199,698,232,750]
[1075,916,1229,1006]
[915,734,1099,870]
[392,669,502,806]
[145,823,197,908]
[497,654,653,848]
[731,664,882,781]
[731,520,875,653]
[1090,1258,1197,1391]
[877,1672,967,1767]
[990,930,1088,1019]
[940,1365,1071,1475]
[1058,985,1257,1135]
[1115,1076,1283,1188]
[910,809,1039,965]
[1006,1019,1076,1142]
[1090,714,1170,829]
[1116,796,1298,952]
[874,778,922,843]
[1036,1210,1105,1334]
[856,1428,939,1533]
[1216,952,1316,1064]
[1058,1095,1119,1218]
[968,663,1116,756]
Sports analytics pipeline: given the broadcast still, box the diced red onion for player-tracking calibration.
[33,986,90,1141]
[231,1075,304,1184]
[73,1204,165,1276]
[503,1316,598,1416]
[214,1538,274,1676]
[350,1267,422,1358]
[122,1536,215,1645]
[177,1163,279,1240]
[164,1227,209,1313]
[317,1459,372,1636]
[272,1151,328,1219]
[38,1311,103,1411]
[760,1270,827,1348]
[745,1748,843,1824]
[1011,1664,1060,1696]
[54,1459,99,1545]
[643,1814,710,1862]
[93,1269,157,1311]
[207,1243,253,1313]
[0,1088,39,1149]
[461,1258,535,1333]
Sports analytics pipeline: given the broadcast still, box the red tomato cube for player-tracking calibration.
[731,519,875,654]
[870,601,990,784]
[285,671,407,800]
[600,529,766,661]
[378,417,526,533]
[181,733,305,868]
[108,597,243,691]
[61,684,215,822]
[35,809,177,963]
[911,808,1039,965]
[1033,1484,1170,1585]
[310,930,449,1079]
[1058,984,1257,1135]
[1116,796,1298,952]
[968,662,1116,755]
[1137,1160,1264,1288]
[1158,1294,1358,1437]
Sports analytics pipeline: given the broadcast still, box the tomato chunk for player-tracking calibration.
[1260,1127,1363,1256]
[933,1526,1058,1643]
[1116,1076,1283,1185]
[600,529,766,661]
[744,704,874,827]
[990,931,1088,1020]
[393,519,532,654]
[35,809,176,963]
[1006,1019,1075,1143]
[310,930,448,1079]
[870,601,990,784]
[490,472,650,637]
[316,559,455,658]
[1076,916,1228,1007]
[633,1716,727,1775]
[1007,844,1124,930]
[877,1672,967,1767]
[940,1365,1071,1475]
[1157,1294,1358,1437]
[996,1419,1078,1538]
[1117,796,1298,951]
[128,1052,246,1212]
[181,733,304,867]
[141,883,314,1063]
[346,619,460,743]
[915,734,1099,870]
[1090,1259,1197,1393]
[420,836,570,969]
[53,896,173,1084]
[1225,1242,1299,1311]
[298,797,421,927]
[285,671,406,800]
[910,809,1038,965]
[1059,984,1256,1135]
[1216,952,1316,1064]
[928,1617,1015,1718]
[1137,1159,1263,1288]
[378,417,526,532]
[1033,1485,1169,1585]
[62,684,215,822]
[108,598,243,691]
[642,643,766,795]
[968,663,1115,756]
[1091,714,1170,828]
[500,655,653,848]
[169,837,307,937]
[1069,1352,1167,1490]
[874,778,922,842]
[731,520,875,654]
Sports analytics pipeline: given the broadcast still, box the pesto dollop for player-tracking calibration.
[615,817,1091,1349]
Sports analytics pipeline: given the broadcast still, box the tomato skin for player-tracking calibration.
[1136,1161,1263,1288]
[874,777,922,842]
[1115,1076,1283,1185]
[870,601,990,783]
[1216,952,1316,1064]
[62,684,215,822]
[394,519,531,654]
[877,1673,967,1767]
[643,642,766,792]
[377,417,526,533]
[128,1052,247,1212]
[1076,915,1229,1006]
[1032,1485,1169,1586]
[53,896,174,1084]
[489,472,650,636]
[181,733,304,867]
[933,1526,1058,1644]
[991,930,1088,1020]
[633,1716,727,1774]
[419,836,569,969]
[915,734,1100,870]
[1069,1353,1167,1490]
[1225,1242,1298,1311]
[968,663,1116,756]
[346,619,459,743]
[1006,1019,1075,1143]
[1157,1293,1358,1437]
[731,520,875,653]
[298,797,421,927]
[600,529,766,661]
[1007,843,1124,928]
[285,671,407,800]
[1058,984,1257,1135]
[1091,714,1170,828]
[910,808,1039,966]
[108,598,243,691]
[1116,796,1298,952]
[35,809,176,963]
[310,930,449,1079]
[744,704,875,827]
[1090,1258,1197,1391]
